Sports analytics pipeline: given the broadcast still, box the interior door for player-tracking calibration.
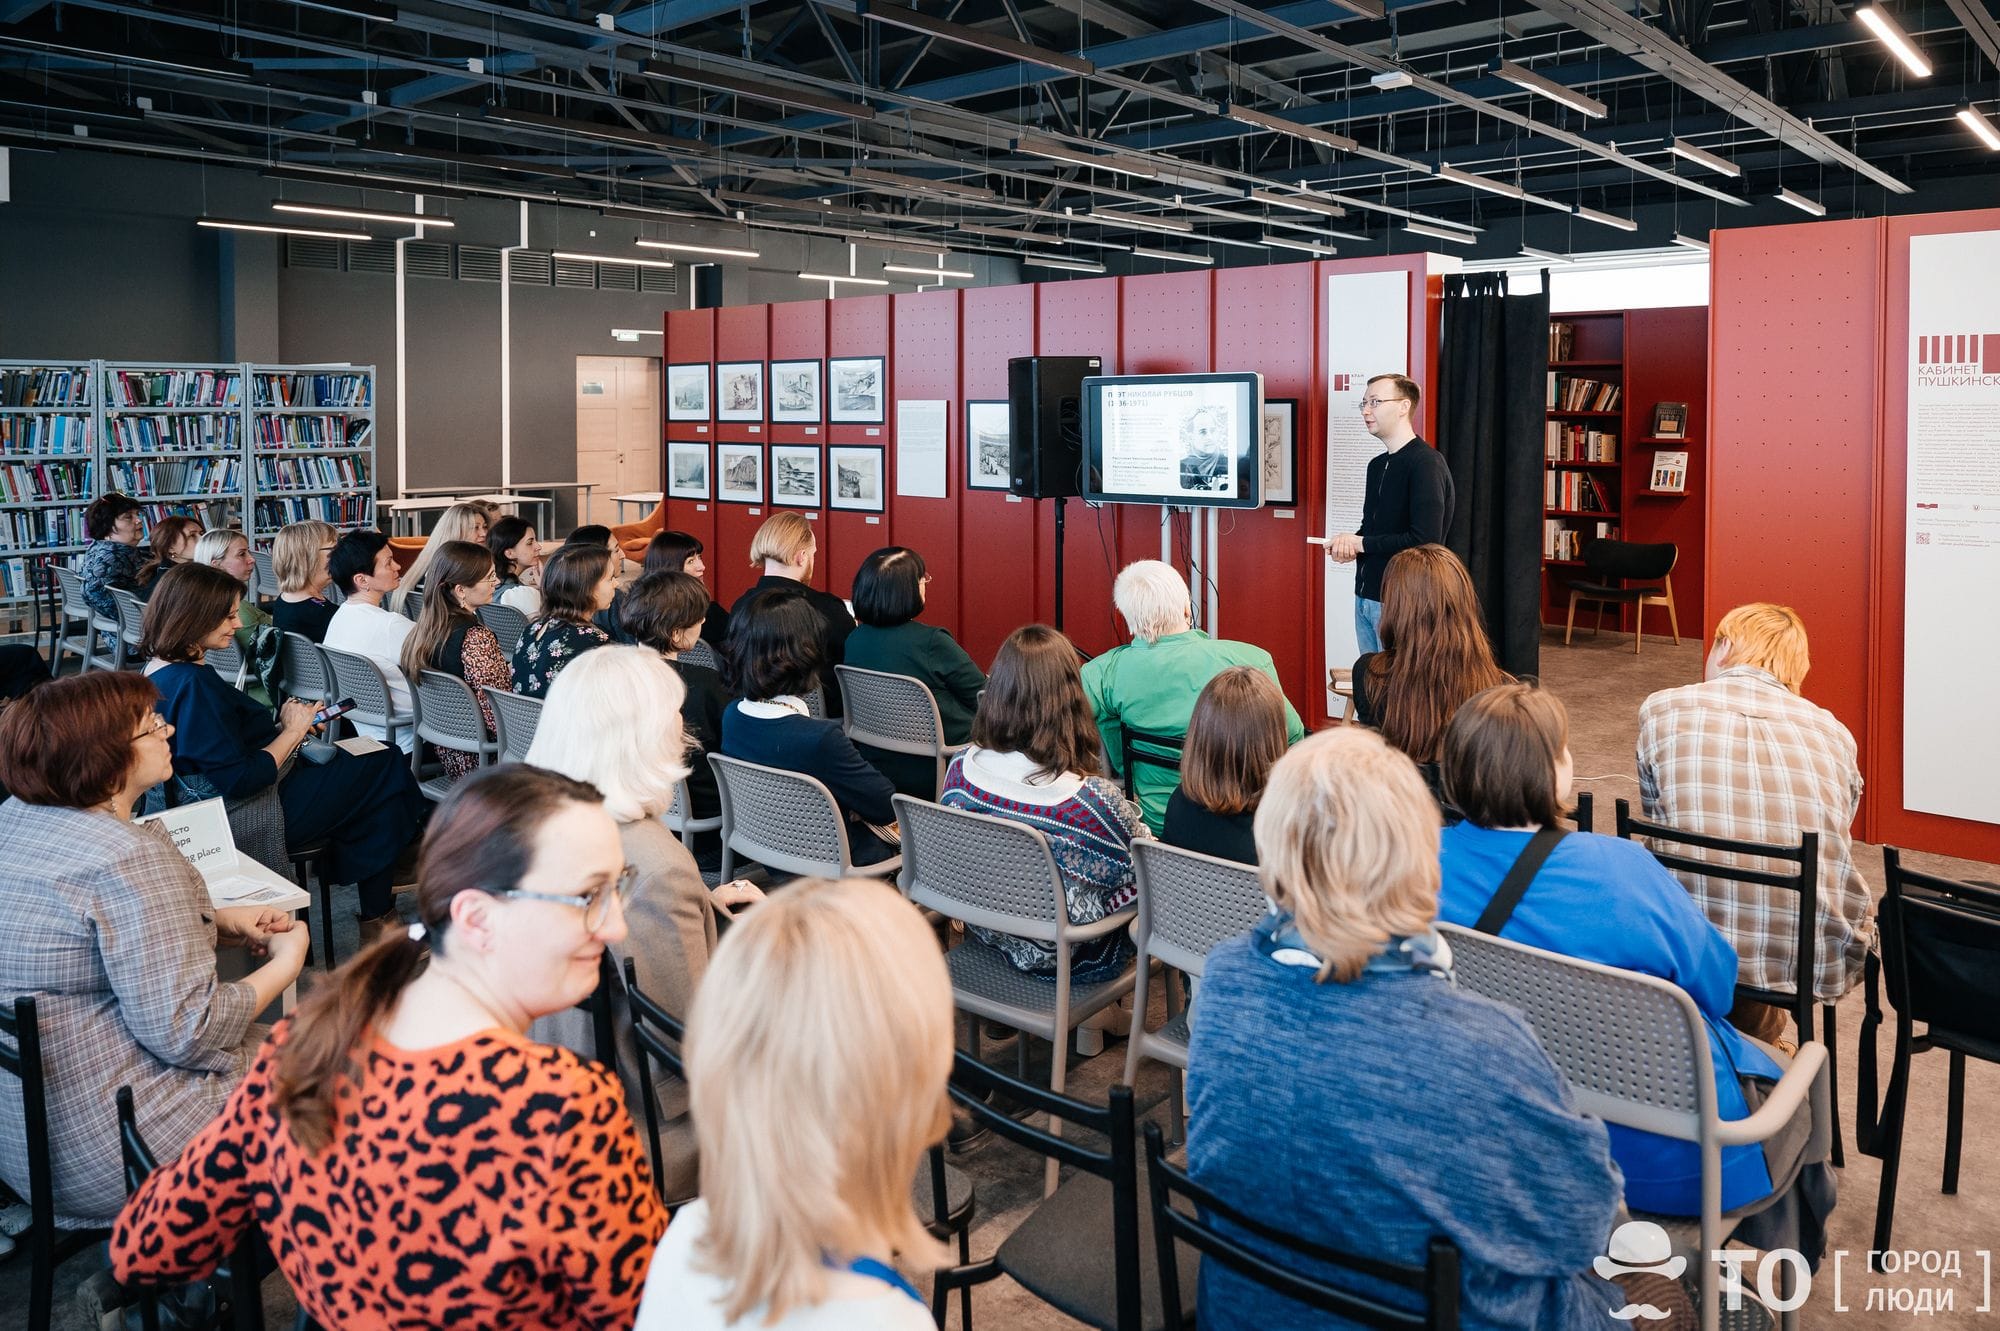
[576,356,662,520]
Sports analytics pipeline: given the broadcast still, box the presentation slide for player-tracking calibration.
[1084,373,1263,508]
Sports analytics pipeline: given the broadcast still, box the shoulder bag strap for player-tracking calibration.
[1474,826,1569,935]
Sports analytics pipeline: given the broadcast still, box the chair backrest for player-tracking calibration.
[206,640,247,688]
[277,631,335,706]
[401,588,425,621]
[661,778,720,839]
[1143,1123,1460,1330]
[321,643,405,723]
[835,664,947,757]
[251,548,277,601]
[109,586,147,646]
[51,564,90,622]
[414,669,495,762]
[475,602,528,656]
[708,753,856,879]
[1438,923,1713,1143]
[1879,847,2000,1051]
[572,951,619,1076]
[1131,839,1267,978]
[893,794,1067,941]
[1119,726,1186,799]
[483,686,543,761]
[0,998,59,1243]
[678,638,720,672]
[1571,789,1594,834]
[1581,538,1676,583]
[622,956,686,1208]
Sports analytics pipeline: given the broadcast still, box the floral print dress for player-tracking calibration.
[435,623,513,779]
[510,616,611,699]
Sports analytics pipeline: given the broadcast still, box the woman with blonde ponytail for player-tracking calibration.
[111,765,669,1329]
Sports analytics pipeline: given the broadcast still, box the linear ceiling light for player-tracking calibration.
[1957,103,2000,150]
[1855,6,1933,77]
[883,262,975,278]
[860,0,1095,76]
[610,328,663,338]
[554,250,676,269]
[1248,188,1345,216]
[1131,246,1214,266]
[1438,164,1527,200]
[1573,204,1640,232]
[273,202,454,227]
[281,0,397,20]
[635,239,760,258]
[198,217,370,240]
[1773,187,1827,216]
[0,36,249,80]
[1218,102,1360,154]
[1520,244,1571,262]
[956,222,1066,246]
[844,165,999,204]
[1672,232,1710,250]
[641,60,876,121]
[1405,221,1478,245]
[1260,233,1337,255]
[1666,137,1742,178]
[1090,210,1195,234]
[1260,216,1373,243]
[798,272,891,286]
[1489,58,1608,118]
[1020,255,1107,273]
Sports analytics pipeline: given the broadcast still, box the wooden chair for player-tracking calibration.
[1563,539,1679,655]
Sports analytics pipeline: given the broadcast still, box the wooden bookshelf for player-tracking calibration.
[0,359,95,622]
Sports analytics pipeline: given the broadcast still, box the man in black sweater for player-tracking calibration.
[1326,373,1454,654]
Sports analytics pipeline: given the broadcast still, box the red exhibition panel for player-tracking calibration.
[768,298,828,449]
[1034,277,1122,655]
[825,294,893,595]
[1115,273,1214,593]
[889,290,963,641]
[662,309,717,592]
[957,284,1038,667]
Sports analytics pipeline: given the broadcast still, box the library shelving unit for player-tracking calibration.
[247,363,377,548]
[0,359,95,627]
[102,361,247,534]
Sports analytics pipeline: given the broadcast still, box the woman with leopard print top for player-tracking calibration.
[112,765,668,1329]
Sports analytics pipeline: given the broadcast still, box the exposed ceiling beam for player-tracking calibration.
[1943,0,2000,70]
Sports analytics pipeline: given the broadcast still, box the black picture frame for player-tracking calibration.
[715,442,765,505]
[828,356,887,424]
[666,363,711,421]
[716,361,765,423]
[1650,401,1688,439]
[828,444,886,511]
[769,359,823,423]
[1261,398,1297,506]
[965,399,1011,491]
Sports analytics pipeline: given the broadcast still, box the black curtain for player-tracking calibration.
[1436,271,1550,680]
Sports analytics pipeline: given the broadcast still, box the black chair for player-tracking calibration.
[1117,726,1185,804]
[576,952,618,1077]
[1857,848,2000,1263]
[1563,539,1679,655]
[1612,798,1841,1166]
[1572,789,1593,834]
[0,997,110,1331]
[1143,1123,1461,1329]
[932,1053,1193,1331]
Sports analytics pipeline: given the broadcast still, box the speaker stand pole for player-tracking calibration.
[1052,495,1068,633]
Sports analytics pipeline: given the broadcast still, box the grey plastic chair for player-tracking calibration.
[320,643,414,751]
[678,638,720,672]
[205,641,248,689]
[835,664,968,799]
[412,669,500,799]
[894,794,1138,1192]
[661,778,721,851]
[1122,840,1267,1143]
[107,587,147,668]
[50,564,108,673]
[476,602,528,657]
[482,686,544,762]
[276,631,335,708]
[400,588,425,622]
[708,753,901,883]
[251,548,278,603]
[1439,923,1830,1331]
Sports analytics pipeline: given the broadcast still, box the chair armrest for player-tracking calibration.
[1714,1042,1828,1147]
[1066,904,1139,943]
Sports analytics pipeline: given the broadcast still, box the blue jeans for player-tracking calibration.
[1355,596,1384,655]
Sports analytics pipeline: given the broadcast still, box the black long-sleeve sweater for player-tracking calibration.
[1355,436,1454,601]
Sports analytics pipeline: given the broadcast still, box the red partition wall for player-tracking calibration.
[959,285,1038,664]
[662,308,718,598]
[825,295,893,596]
[890,290,963,639]
[765,299,829,607]
[1709,207,2000,863]
[1034,277,1123,654]
[712,305,777,605]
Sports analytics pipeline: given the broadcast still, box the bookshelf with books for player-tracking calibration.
[247,364,377,546]
[1543,314,1625,621]
[102,361,247,533]
[0,360,96,619]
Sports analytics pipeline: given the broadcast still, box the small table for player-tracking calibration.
[500,481,599,524]
[383,496,465,537]
[614,491,664,523]
[466,493,552,523]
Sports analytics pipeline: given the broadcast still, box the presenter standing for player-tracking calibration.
[1325,374,1454,654]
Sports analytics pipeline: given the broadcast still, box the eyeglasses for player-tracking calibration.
[1357,396,1410,411]
[132,714,172,741]
[497,865,637,931]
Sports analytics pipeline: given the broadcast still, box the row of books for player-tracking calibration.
[107,458,244,498]
[0,369,91,408]
[253,373,372,409]
[139,499,235,528]
[1548,321,1578,363]
[255,495,373,528]
[0,557,39,602]
[109,370,243,408]
[1545,470,1616,514]
[0,460,93,505]
[1543,520,1618,563]
[254,416,375,449]
[2,508,85,551]
[1545,423,1619,463]
[1547,375,1621,412]
[0,414,92,455]
[256,456,371,492]
[109,414,241,454]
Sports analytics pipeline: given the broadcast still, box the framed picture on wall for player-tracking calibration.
[828,357,886,423]
[717,362,765,422]
[828,445,885,511]
[1650,401,1688,439]
[1262,399,1297,506]
[667,363,710,421]
[770,360,823,422]
[966,400,1011,491]
[770,444,822,507]
[716,443,764,504]
[667,440,710,500]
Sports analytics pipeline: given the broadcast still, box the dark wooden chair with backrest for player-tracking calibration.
[0,997,109,1331]
[1563,539,1678,654]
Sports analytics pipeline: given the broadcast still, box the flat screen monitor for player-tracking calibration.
[1081,372,1264,508]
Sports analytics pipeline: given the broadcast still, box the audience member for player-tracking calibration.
[324,529,417,753]
[526,647,762,1204]
[268,519,340,642]
[1637,603,1876,1045]
[564,523,617,552]
[1163,666,1289,865]
[0,645,48,716]
[112,765,668,1328]
[941,625,1145,980]
[621,570,727,822]
[633,877,949,1331]
[643,529,730,646]
[78,492,146,618]
[399,541,510,781]
[1348,544,1510,804]
[393,501,488,614]
[843,546,986,797]
[512,542,617,698]
[0,672,307,1220]
[488,514,545,617]
[144,564,423,944]
[194,528,277,705]
[462,496,504,526]
[720,585,895,865]
[1083,560,1304,832]
[1438,682,1827,1242]
[132,515,201,600]
[1187,725,1633,1330]
[727,511,855,717]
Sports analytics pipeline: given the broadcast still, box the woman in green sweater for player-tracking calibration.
[842,546,986,798]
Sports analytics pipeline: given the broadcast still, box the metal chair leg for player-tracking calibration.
[1943,1051,1965,1195]
[1823,1003,1844,1169]
[1869,1022,1914,1268]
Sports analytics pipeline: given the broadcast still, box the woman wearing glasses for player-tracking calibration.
[400,541,512,782]
[268,519,343,643]
[112,764,670,1329]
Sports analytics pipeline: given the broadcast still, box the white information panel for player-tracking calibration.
[1323,270,1412,713]
[1903,230,2000,825]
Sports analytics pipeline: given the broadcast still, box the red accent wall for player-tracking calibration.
[663,308,717,600]
[1708,207,2000,863]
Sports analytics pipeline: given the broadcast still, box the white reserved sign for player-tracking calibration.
[138,799,310,912]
